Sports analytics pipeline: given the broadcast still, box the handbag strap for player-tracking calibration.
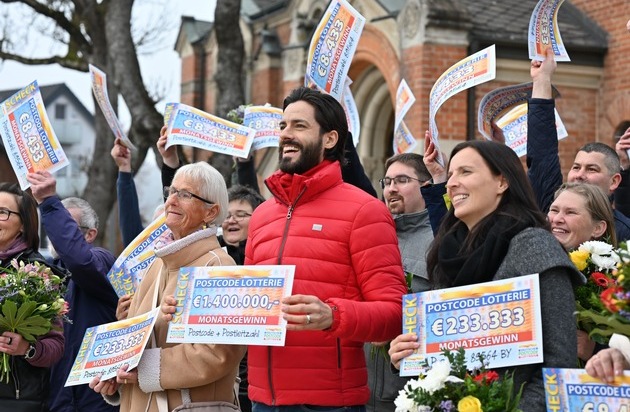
[153,264,170,412]
[153,256,240,411]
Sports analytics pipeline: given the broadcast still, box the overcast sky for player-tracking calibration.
[0,0,216,127]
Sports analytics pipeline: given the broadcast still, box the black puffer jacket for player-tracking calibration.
[0,249,69,412]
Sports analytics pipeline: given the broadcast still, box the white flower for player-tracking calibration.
[417,359,463,394]
[579,241,614,256]
[394,389,418,412]
[591,253,619,271]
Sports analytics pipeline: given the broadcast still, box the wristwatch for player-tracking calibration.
[24,344,36,360]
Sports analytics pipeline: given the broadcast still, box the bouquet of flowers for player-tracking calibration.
[394,349,523,412]
[0,259,68,383]
[593,242,630,338]
[570,240,620,343]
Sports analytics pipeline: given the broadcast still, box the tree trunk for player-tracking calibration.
[211,0,245,183]
[105,0,163,172]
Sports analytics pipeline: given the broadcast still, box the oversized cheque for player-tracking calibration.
[65,308,159,386]
[0,80,69,189]
[400,274,543,377]
[167,265,295,346]
[304,0,365,101]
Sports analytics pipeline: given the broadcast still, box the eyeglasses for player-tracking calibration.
[0,208,20,221]
[379,175,430,189]
[164,186,214,204]
[225,212,252,222]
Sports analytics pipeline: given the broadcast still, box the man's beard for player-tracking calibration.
[278,138,324,175]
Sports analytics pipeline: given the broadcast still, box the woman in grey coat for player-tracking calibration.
[390,140,584,411]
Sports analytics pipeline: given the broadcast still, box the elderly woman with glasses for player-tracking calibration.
[90,162,245,412]
[220,185,265,266]
[0,182,66,412]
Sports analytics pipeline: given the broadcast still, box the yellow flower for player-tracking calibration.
[570,250,590,271]
[458,396,483,412]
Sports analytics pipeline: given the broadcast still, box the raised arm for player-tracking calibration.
[111,138,144,246]
[526,48,561,213]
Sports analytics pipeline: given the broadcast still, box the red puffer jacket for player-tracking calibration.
[245,160,407,406]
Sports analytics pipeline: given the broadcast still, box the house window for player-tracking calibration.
[55,104,66,120]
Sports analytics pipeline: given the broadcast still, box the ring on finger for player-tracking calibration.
[306,314,311,324]
[7,337,12,346]
[124,379,128,385]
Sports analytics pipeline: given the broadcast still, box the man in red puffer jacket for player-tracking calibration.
[245,86,407,412]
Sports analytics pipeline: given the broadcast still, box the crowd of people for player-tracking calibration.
[1,36,630,412]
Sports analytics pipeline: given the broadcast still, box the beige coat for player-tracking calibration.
[117,228,245,412]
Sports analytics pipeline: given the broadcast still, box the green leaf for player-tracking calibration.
[1,301,17,326]
[14,315,50,342]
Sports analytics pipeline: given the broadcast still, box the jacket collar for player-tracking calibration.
[265,160,343,205]
[155,226,220,270]
[393,209,430,232]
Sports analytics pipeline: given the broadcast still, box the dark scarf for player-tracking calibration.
[437,215,529,287]
[0,236,28,262]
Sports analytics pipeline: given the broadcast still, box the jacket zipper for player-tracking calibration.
[268,187,306,406]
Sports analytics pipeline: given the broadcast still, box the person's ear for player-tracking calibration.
[85,228,98,244]
[497,176,509,194]
[591,220,607,240]
[203,204,220,226]
[323,130,338,150]
[610,172,622,192]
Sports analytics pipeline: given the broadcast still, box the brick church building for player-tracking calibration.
[175,0,629,194]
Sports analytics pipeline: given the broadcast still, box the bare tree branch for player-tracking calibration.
[0,0,91,52]
[0,50,88,70]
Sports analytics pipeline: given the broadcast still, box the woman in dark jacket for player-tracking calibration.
[0,182,65,412]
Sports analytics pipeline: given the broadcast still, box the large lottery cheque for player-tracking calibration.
[400,274,543,377]
[243,105,282,151]
[166,103,255,158]
[429,45,496,166]
[89,64,136,149]
[167,266,294,346]
[304,0,365,102]
[496,103,567,158]
[543,368,630,412]
[528,0,570,61]
[65,308,159,386]
[0,81,69,189]
[106,214,171,298]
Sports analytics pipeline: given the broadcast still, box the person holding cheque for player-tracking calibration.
[89,162,245,411]
[389,141,583,410]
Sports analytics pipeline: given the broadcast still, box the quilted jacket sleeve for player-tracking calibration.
[526,98,562,213]
[326,199,407,343]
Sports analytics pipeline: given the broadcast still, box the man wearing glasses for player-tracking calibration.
[366,153,434,412]
[26,171,119,412]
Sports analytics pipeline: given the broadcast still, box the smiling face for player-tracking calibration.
[383,161,426,215]
[278,100,337,175]
[165,175,218,240]
[0,192,23,251]
[221,199,254,245]
[568,151,619,195]
[548,190,606,251]
[446,147,507,229]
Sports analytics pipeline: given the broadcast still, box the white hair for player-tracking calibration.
[61,197,99,229]
[174,162,228,224]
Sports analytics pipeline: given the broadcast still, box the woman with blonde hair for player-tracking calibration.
[548,182,617,251]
